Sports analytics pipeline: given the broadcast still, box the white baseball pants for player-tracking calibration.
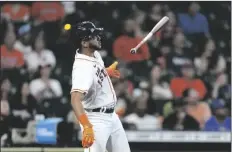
[82,112,131,152]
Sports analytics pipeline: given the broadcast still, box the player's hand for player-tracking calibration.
[82,125,95,148]
[106,68,120,79]
[106,61,120,79]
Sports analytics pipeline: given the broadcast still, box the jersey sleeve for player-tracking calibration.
[70,59,94,94]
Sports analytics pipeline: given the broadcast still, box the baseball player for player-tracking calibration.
[70,21,131,152]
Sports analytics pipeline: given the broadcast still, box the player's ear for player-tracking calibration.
[81,41,89,48]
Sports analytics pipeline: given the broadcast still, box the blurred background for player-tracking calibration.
[0,1,231,152]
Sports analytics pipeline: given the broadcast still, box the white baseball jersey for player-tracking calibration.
[70,50,117,109]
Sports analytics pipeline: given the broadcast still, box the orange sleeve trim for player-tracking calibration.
[70,89,88,94]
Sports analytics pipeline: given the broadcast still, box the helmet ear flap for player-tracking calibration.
[76,28,90,40]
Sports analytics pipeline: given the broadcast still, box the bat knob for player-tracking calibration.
[130,48,136,54]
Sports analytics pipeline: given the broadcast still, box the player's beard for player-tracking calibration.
[89,41,101,50]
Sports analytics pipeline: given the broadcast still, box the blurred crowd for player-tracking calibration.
[0,1,231,146]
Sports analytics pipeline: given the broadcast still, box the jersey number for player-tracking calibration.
[95,67,107,87]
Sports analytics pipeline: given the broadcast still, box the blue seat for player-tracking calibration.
[35,118,63,145]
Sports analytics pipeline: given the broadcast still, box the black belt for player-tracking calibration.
[85,107,114,113]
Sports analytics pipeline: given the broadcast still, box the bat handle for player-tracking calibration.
[130,44,141,54]
[130,48,137,54]
[130,35,147,54]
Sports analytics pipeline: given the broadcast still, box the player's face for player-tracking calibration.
[89,35,101,50]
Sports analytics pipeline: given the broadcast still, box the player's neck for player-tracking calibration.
[81,48,94,57]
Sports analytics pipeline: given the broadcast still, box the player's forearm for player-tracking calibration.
[71,92,92,127]
[71,92,85,117]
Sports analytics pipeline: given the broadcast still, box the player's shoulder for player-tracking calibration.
[74,52,95,62]
[73,53,95,70]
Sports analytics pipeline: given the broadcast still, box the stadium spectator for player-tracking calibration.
[178,2,210,53]
[14,24,32,58]
[113,18,151,78]
[166,11,177,27]
[166,32,193,74]
[25,31,56,73]
[164,87,211,128]
[115,98,127,118]
[184,88,211,129]
[212,73,229,99]
[61,2,76,16]
[170,63,207,99]
[139,4,163,51]
[150,64,173,100]
[218,85,231,106]
[162,98,200,131]
[144,4,163,32]
[178,2,209,36]
[124,89,161,131]
[133,9,146,30]
[114,76,133,100]
[0,99,10,137]
[114,73,134,116]
[1,79,13,101]
[10,82,38,118]
[31,2,64,23]
[1,31,24,69]
[1,3,30,22]
[161,11,177,46]
[0,79,12,145]
[29,63,63,102]
[195,39,226,76]
[206,42,226,75]
[113,18,150,63]
[204,99,231,131]
[0,100,10,119]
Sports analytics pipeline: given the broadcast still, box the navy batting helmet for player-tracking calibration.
[75,21,103,41]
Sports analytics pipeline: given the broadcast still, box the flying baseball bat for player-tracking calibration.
[130,16,169,54]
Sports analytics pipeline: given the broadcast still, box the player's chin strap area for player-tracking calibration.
[85,106,114,113]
